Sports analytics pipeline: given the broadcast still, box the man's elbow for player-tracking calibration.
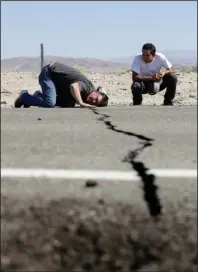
[132,75,140,82]
[169,66,176,73]
[131,71,137,82]
[70,82,79,89]
[171,67,176,73]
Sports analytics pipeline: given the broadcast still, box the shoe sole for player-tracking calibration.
[14,90,28,108]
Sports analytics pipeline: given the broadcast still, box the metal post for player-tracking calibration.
[40,43,44,71]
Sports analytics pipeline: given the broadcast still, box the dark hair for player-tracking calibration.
[142,43,156,55]
[96,86,108,107]
[98,92,109,107]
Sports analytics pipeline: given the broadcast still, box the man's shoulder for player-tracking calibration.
[52,62,69,69]
[51,62,77,74]
[131,54,142,65]
[155,52,167,60]
[133,54,142,61]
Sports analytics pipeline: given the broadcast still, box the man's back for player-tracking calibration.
[49,62,96,107]
[50,62,90,85]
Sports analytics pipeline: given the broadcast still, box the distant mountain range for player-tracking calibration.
[1,56,129,73]
[109,50,197,65]
[1,50,196,73]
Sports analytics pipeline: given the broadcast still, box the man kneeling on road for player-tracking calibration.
[14,62,109,108]
[130,43,178,106]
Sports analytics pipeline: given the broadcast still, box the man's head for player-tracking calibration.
[142,43,156,63]
[85,87,108,107]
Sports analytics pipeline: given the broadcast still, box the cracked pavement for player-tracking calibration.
[1,106,197,271]
[91,108,161,217]
[1,106,196,170]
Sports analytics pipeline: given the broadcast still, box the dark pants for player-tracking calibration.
[131,73,178,105]
[22,65,57,108]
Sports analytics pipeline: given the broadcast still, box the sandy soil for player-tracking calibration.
[1,196,197,271]
[1,71,197,107]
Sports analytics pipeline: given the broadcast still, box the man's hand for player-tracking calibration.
[157,68,175,78]
[152,73,163,81]
[80,102,96,108]
[158,71,166,77]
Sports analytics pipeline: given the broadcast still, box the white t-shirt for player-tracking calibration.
[130,52,172,76]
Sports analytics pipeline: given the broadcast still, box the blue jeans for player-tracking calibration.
[22,66,57,108]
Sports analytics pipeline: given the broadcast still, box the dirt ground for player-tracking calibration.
[1,71,197,108]
[1,195,197,271]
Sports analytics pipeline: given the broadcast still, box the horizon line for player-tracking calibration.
[1,49,197,61]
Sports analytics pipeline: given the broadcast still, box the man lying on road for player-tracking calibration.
[130,43,178,106]
[14,62,109,108]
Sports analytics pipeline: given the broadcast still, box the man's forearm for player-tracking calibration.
[133,75,153,82]
[163,68,176,75]
[70,83,83,105]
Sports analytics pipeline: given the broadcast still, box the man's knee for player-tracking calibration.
[131,82,143,105]
[42,98,56,108]
[131,82,142,93]
[164,73,178,83]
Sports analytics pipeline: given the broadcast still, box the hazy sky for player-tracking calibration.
[1,1,197,59]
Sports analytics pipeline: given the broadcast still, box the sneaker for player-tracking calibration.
[131,100,142,105]
[163,99,174,106]
[14,90,28,108]
[23,91,42,108]
[33,90,42,97]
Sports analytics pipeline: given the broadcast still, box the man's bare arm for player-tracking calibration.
[70,82,94,108]
[132,71,154,82]
[161,67,176,75]
[70,82,84,105]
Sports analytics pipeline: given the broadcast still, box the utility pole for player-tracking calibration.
[40,43,44,71]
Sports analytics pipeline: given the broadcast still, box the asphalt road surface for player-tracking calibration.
[1,106,197,271]
[1,106,197,170]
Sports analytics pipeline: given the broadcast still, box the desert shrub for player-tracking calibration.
[74,65,84,73]
[177,65,197,73]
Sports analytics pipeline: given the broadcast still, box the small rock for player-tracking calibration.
[98,198,105,205]
[85,180,98,188]
[1,256,11,266]
[39,243,52,254]
[51,239,62,248]
[38,118,42,121]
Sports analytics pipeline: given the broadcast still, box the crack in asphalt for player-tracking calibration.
[91,109,162,218]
